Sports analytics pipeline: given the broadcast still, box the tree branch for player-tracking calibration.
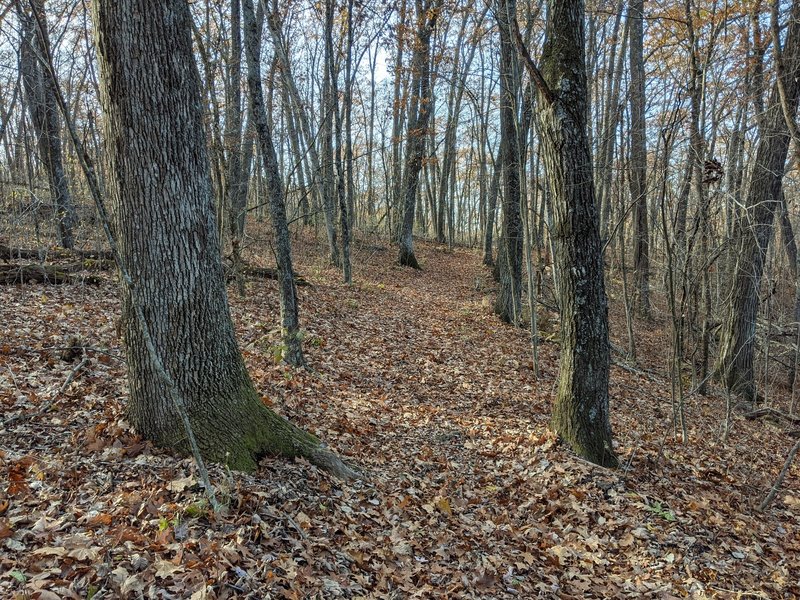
[510,12,554,106]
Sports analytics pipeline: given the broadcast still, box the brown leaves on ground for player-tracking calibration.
[0,234,798,598]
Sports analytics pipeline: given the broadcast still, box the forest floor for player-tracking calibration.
[1,229,799,599]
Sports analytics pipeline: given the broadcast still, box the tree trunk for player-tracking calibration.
[628,0,650,317]
[717,0,800,402]
[390,0,408,240]
[265,9,339,264]
[494,0,523,324]
[242,0,305,366]
[397,0,439,269]
[483,151,501,266]
[320,0,341,268]
[18,0,78,249]
[532,0,617,466]
[332,0,352,283]
[224,0,248,295]
[92,0,348,473]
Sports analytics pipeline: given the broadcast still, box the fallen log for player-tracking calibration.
[224,261,310,287]
[743,407,800,424]
[0,264,102,285]
[0,244,113,262]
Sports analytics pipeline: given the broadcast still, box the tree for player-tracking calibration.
[717,0,800,402]
[494,0,523,325]
[628,0,650,317]
[17,0,78,249]
[92,0,349,474]
[397,0,439,268]
[224,0,250,296]
[242,0,306,366]
[514,1,617,466]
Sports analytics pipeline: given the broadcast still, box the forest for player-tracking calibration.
[0,0,799,597]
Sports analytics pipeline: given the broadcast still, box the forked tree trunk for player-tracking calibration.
[93,0,349,474]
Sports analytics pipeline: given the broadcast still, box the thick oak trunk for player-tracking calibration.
[93,0,349,475]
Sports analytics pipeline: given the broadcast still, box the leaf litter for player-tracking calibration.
[0,236,798,598]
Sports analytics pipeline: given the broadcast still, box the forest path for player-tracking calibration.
[0,237,797,598]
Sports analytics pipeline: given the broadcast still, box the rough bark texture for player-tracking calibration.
[18,0,78,249]
[397,0,438,269]
[716,0,800,402]
[628,0,650,317]
[537,0,617,467]
[92,0,351,475]
[320,0,341,268]
[265,10,338,263]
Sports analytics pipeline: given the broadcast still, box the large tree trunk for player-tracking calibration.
[716,0,800,402]
[494,0,523,324]
[18,0,78,249]
[532,0,617,466]
[92,0,349,474]
[397,0,439,269]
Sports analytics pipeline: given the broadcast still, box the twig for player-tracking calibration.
[5,364,20,391]
[759,438,800,511]
[58,355,90,394]
[2,355,89,427]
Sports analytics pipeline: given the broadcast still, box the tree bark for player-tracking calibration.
[716,0,800,402]
[242,0,305,367]
[628,0,650,317]
[534,0,617,466]
[320,0,341,268]
[494,0,523,324]
[91,0,350,474]
[482,151,502,266]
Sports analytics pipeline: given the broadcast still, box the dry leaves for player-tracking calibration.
[0,235,798,598]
